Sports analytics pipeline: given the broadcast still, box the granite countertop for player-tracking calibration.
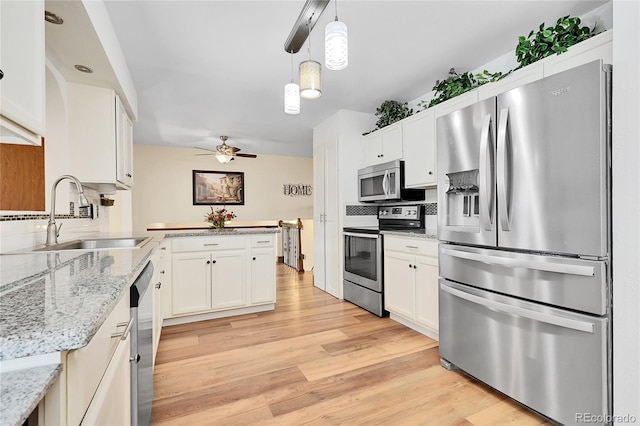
[147,221,279,231]
[163,227,280,238]
[0,363,62,426]
[380,229,438,240]
[0,233,161,425]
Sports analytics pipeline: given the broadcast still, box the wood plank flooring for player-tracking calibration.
[153,264,550,425]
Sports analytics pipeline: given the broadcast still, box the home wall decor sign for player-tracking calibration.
[193,170,245,205]
[283,184,312,196]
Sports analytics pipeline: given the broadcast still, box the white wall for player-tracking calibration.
[131,144,313,231]
[612,1,640,423]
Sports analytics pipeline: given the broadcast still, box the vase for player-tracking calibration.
[210,220,225,229]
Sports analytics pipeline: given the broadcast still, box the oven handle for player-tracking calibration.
[343,232,380,239]
[440,283,595,333]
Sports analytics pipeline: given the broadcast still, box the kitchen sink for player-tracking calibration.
[30,237,151,252]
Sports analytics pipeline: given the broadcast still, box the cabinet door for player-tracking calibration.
[116,96,133,187]
[151,251,165,366]
[250,248,276,304]
[363,131,383,165]
[402,110,436,188]
[81,335,131,426]
[0,0,45,143]
[171,252,212,315]
[381,122,403,162]
[414,255,439,333]
[211,251,246,309]
[384,251,415,318]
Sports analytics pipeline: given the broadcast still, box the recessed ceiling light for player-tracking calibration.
[74,65,93,74]
[45,11,63,25]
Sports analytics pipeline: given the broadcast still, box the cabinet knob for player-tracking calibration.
[413,265,418,269]
[408,264,413,268]
[126,173,132,178]
[0,69,4,80]
[207,260,211,264]
[155,282,162,289]
[428,171,433,175]
[160,270,165,274]
[253,257,256,260]
[212,260,217,264]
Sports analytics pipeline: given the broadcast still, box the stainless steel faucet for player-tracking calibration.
[46,175,90,246]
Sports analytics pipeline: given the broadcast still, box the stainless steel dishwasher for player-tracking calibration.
[130,261,154,426]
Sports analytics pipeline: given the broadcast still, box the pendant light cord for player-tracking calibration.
[290,50,294,83]
[334,0,339,21]
[307,18,312,59]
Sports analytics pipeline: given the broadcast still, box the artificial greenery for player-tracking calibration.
[427,69,504,108]
[515,15,595,68]
[363,100,414,134]
[375,100,413,129]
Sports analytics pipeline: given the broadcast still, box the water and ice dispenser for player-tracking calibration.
[444,169,481,229]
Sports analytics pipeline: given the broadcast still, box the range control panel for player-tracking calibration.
[378,205,423,221]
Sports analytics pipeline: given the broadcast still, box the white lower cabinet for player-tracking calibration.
[384,235,439,340]
[167,234,276,322]
[151,242,168,366]
[66,293,131,425]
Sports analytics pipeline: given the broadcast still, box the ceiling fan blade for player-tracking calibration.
[194,146,218,153]
[235,153,257,158]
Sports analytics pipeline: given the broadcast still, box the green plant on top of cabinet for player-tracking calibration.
[67,83,133,189]
[0,0,45,145]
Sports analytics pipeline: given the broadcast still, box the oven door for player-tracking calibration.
[343,232,382,292]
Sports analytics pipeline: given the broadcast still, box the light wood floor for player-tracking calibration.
[152,264,550,425]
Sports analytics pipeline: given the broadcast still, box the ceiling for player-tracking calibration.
[49,1,608,158]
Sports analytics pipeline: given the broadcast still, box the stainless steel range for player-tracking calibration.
[343,205,425,317]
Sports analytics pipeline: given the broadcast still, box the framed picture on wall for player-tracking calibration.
[192,170,245,205]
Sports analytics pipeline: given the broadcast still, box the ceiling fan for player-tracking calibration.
[194,136,258,164]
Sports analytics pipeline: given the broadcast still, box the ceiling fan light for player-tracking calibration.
[215,153,233,164]
[299,60,322,99]
[325,20,348,70]
[284,82,300,115]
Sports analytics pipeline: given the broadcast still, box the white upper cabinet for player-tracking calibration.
[0,0,45,145]
[67,83,133,189]
[478,62,545,100]
[433,90,479,119]
[363,121,403,165]
[402,109,436,188]
[543,30,612,76]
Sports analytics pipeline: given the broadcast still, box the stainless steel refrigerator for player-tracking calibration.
[437,60,612,425]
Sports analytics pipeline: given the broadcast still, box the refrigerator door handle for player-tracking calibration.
[440,248,595,277]
[497,107,511,231]
[479,114,494,231]
[440,283,595,333]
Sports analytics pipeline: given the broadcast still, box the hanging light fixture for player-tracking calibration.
[325,0,348,70]
[299,19,322,99]
[284,51,300,114]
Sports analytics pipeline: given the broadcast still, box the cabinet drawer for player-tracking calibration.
[66,293,129,426]
[384,235,438,257]
[250,234,275,248]
[171,235,246,252]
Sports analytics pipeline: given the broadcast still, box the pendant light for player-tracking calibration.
[325,0,348,70]
[284,51,300,114]
[299,20,322,99]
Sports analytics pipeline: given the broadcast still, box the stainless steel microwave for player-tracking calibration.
[357,159,425,203]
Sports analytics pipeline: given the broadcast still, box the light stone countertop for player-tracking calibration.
[380,229,438,240]
[162,228,280,238]
[0,363,62,426]
[0,227,280,424]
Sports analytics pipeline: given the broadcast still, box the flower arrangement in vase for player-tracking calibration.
[205,206,237,229]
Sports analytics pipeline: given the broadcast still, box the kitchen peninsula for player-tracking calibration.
[147,226,280,326]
